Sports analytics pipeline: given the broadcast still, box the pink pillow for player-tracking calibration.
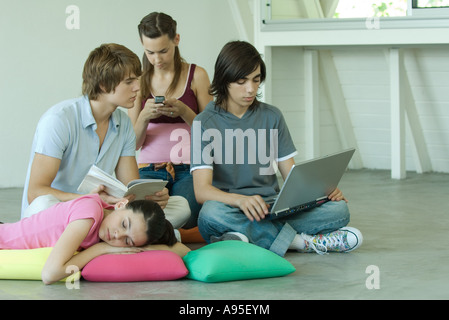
[81,250,188,282]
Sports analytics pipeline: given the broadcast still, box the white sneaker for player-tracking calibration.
[300,227,363,255]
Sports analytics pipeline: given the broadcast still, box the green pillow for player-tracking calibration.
[183,241,295,283]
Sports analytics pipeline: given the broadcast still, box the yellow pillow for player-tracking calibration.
[0,248,80,282]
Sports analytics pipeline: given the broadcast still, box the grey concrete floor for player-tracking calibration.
[1,169,448,300]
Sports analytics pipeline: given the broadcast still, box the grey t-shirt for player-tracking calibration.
[190,101,297,197]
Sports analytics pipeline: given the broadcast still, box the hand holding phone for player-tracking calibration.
[155,96,165,104]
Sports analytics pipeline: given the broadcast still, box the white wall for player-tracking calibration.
[3,0,448,189]
[271,47,343,160]
[254,0,449,176]
[0,0,242,188]
[270,45,449,174]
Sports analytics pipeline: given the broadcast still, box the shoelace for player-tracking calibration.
[301,231,348,255]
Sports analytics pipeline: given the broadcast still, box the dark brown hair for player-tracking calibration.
[209,41,266,111]
[138,12,185,100]
[127,200,177,246]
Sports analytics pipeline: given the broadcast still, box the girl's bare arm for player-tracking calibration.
[41,219,140,285]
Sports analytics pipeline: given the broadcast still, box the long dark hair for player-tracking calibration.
[209,41,266,111]
[137,12,185,100]
[127,200,177,246]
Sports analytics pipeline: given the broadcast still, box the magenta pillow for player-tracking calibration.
[81,250,188,282]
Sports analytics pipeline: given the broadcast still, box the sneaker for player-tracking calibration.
[210,232,249,243]
[300,227,363,255]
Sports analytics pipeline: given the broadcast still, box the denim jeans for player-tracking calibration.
[139,164,201,229]
[198,200,350,256]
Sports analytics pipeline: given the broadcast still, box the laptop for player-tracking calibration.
[265,148,355,220]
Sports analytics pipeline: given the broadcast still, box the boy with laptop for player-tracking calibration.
[190,41,362,256]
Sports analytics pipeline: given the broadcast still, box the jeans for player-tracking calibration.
[139,164,201,229]
[198,200,350,256]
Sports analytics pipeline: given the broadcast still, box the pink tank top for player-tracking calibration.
[138,64,198,164]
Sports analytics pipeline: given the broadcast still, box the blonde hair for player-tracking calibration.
[82,43,142,100]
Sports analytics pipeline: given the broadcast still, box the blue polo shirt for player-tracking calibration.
[21,95,136,216]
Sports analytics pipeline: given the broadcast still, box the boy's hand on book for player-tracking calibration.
[144,187,169,209]
[90,184,135,205]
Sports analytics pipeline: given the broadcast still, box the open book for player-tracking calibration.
[77,165,168,200]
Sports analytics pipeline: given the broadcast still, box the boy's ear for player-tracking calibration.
[114,199,129,210]
[99,84,108,94]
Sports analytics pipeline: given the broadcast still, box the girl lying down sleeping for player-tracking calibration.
[0,194,190,284]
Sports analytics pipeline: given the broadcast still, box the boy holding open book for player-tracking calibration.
[21,43,190,230]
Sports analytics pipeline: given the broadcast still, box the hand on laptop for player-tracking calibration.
[328,188,348,202]
[236,194,269,222]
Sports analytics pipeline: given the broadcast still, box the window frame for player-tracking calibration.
[261,0,449,31]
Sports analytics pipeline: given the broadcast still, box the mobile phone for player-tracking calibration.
[155,96,165,104]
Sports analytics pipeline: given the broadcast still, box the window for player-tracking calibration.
[268,0,408,20]
[411,0,449,15]
[413,0,449,8]
[334,0,407,18]
[266,0,449,21]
